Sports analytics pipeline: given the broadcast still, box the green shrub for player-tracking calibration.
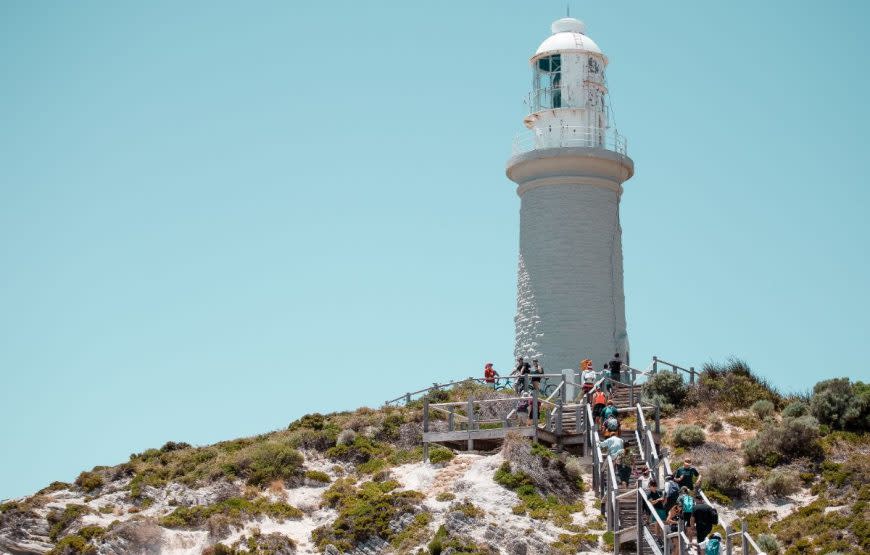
[312,479,424,551]
[230,442,304,486]
[551,531,598,553]
[426,524,493,555]
[74,471,103,493]
[304,470,331,483]
[695,359,781,411]
[46,504,92,541]
[671,424,705,448]
[756,533,780,554]
[494,462,534,490]
[763,469,801,497]
[708,418,723,432]
[704,460,745,497]
[743,415,821,467]
[159,497,302,528]
[531,442,556,459]
[47,534,95,555]
[643,372,688,409]
[288,413,326,431]
[782,401,809,418]
[751,399,776,420]
[428,446,454,464]
[327,436,393,470]
[811,378,870,432]
[37,481,72,495]
[435,492,455,502]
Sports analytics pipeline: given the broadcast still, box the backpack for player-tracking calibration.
[705,538,721,555]
[605,417,619,431]
[665,481,679,500]
[710,507,719,525]
[681,495,695,513]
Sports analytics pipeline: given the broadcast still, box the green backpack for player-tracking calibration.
[705,538,721,555]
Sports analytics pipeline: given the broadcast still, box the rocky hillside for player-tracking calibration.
[1,362,868,555]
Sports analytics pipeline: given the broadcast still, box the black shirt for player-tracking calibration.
[608,359,622,373]
[692,502,715,529]
[675,466,699,490]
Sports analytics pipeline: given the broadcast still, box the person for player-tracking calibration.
[512,357,531,393]
[597,434,624,462]
[602,399,619,420]
[608,353,622,384]
[531,359,544,391]
[638,467,653,492]
[698,532,722,555]
[603,363,614,393]
[691,492,717,546]
[677,486,694,536]
[616,458,632,488]
[516,391,532,426]
[484,363,499,387]
[663,474,680,511]
[602,414,620,438]
[592,388,607,426]
[674,458,701,492]
[646,481,668,522]
[664,504,683,555]
[581,359,596,395]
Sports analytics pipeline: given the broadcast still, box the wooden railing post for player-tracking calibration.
[448,406,455,431]
[560,375,567,404]
[422,398,430,463]
[678,519,686,555]
[742,521,749,555]
[405,392,411,404]
[532,388,539,443]
[689,367,695,385]
[636,489,643,555]
[725,525,733,555]
[575,404,582,435]
[652,355,658,374]
[654,400,661,435]
[467,397,474,451]
[556,398,564,451]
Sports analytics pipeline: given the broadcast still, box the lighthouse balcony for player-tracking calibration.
[512,124,627,156]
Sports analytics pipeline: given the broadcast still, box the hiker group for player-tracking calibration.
[484,353,626,428]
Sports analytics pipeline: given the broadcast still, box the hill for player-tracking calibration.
[1,360,868,555]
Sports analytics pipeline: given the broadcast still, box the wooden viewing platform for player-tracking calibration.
[420,374,654,459]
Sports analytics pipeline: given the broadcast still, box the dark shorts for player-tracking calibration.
[682,512,692,524]
[583,383,593,394]
[593,404,605,417]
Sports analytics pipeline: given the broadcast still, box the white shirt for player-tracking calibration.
[582,369,597,383]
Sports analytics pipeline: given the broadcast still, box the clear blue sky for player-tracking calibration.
[1,1,868,499]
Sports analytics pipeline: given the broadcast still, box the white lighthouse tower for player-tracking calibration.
[507,17,634,376]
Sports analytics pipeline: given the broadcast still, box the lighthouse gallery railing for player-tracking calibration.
[512,124,628,157]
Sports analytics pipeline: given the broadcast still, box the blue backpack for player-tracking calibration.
[681,495,695,513]
[705,538,721,555]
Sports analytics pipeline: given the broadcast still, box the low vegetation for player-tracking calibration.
[743,415,821,467]
[46,504,93,541]
[312,478,425,552]
[671,424,706,448]
[159,497,302,529]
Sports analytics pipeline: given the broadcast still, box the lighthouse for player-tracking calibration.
[507,17,634,377]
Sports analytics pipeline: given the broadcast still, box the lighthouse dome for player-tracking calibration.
[534,17,603,58]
